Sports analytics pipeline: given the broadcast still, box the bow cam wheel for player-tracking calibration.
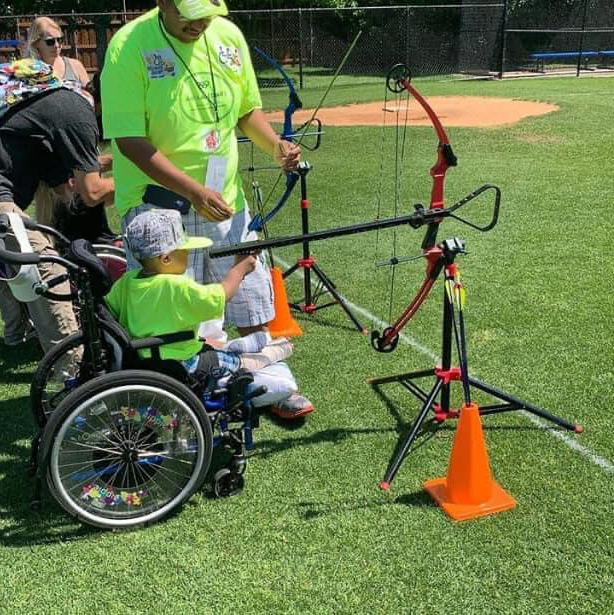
[371,328,400,353]
[386,63,411,93]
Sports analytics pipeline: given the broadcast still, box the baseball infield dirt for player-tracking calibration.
[265,96,559,127]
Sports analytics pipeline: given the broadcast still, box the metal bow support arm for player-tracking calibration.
[208,185,500,260]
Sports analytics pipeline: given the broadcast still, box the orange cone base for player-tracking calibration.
[423,477,516,522]
[269,320,303,338]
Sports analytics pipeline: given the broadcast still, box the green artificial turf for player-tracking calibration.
[0,74,612,613]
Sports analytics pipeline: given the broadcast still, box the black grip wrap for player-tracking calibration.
[0,244,40,265]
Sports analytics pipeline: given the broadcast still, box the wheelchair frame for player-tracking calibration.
[0,214,263,529]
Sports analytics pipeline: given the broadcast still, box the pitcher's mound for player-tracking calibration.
[265,96,559,127]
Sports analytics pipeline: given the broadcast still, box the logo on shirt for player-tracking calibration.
[143,48,176,79]
[203,129,220,152]
[217,45,242,73]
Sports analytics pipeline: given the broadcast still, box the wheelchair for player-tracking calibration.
[0,214,263,529]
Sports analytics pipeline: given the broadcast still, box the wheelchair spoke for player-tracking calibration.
[62,422,125,451]
[142,458,195,482]
[130,388,160,445]
[144,465,187,494]
[102,459,125,494]
[57,453,119,470]
[139,450,196,465]
[59,440,122,456]
[119,460,131,490]
[62,459,124,493]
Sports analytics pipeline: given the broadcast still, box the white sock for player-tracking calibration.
[225,331,271,354]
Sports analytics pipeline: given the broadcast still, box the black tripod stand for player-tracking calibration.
[370,238,583,490]
[282,162,367,334]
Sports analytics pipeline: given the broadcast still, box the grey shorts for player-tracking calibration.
[122,204,274,328]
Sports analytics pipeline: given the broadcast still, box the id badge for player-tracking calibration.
[205,156,228,193]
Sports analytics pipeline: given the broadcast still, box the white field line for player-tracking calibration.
[274,255,614,475]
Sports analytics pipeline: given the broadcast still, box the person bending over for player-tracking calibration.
[0,59,113,357]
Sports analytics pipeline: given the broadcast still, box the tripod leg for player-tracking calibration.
[303,263,313,306]
[468,377,582,432]
[282,262,299,278]
[380,378,443,490]
[311,263,366,333]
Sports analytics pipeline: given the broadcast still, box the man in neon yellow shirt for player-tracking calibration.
[102,0,315,418]
[101,0,299,336]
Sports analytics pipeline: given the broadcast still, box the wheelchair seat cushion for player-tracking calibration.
[68,239,113,298]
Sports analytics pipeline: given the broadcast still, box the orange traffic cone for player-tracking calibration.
[423,402,516,521]
[268,266,303,337]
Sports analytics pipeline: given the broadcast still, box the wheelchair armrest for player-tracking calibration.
[130,330,193,351]
[131,331,194,361]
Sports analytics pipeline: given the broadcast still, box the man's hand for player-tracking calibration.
[274,139,301,172]
[190,186,233,222]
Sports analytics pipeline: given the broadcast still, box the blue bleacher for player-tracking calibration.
[530,49,614,72]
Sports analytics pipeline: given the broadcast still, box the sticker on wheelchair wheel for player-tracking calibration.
[81,484,148,508]
[119,405,179,430]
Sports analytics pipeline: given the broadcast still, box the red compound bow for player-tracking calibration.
[371,64,499,353]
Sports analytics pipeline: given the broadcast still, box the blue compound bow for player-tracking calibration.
[247,46,322,234]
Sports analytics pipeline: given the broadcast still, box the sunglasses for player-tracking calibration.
[42,36,64,47]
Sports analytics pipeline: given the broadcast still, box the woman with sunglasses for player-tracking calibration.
[26,16,90,87]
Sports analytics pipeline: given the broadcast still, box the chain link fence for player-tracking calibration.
[233,4,507,89]
[0,2,612,91]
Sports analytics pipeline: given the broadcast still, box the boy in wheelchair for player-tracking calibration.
[106,209,302,414]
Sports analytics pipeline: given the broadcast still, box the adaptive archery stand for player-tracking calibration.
[282,161,367,334]
[371,238,582,519]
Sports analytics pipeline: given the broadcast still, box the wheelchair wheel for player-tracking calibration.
[30,332,87,427]
[41,370,212,529]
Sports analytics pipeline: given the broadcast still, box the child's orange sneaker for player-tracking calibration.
[270,393,314,419]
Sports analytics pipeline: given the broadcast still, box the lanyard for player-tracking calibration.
[158,14,220,124]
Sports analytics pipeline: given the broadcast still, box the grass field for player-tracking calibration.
[1,74,613,613]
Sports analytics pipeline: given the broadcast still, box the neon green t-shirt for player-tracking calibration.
[101,10,261,217]
[105,269,226,360]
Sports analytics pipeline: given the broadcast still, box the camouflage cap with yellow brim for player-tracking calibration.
[125,209,212,260]
[175,0,228,20]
